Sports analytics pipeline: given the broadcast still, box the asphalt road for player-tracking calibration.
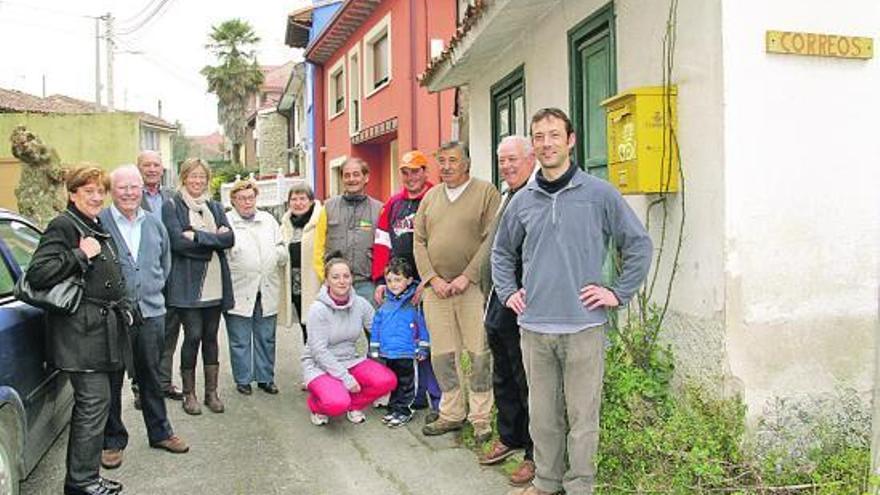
[20,322,511,495]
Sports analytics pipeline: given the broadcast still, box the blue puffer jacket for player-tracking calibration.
[369,284,429,360]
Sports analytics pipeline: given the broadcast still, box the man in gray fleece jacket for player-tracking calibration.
[492,108,652,495]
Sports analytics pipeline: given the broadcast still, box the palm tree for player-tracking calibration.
[201,19,264,165]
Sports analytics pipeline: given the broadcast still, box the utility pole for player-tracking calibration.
[41,74,46,98]
[105,13,114,111]
[94,15,102,110]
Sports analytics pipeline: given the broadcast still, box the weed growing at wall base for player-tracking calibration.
[595,305,871,493]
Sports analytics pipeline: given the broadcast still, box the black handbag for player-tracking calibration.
[14,212,86,315]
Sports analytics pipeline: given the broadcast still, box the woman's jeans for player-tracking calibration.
[225,296,277,385]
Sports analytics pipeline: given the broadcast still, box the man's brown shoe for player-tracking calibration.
[100,449,123,469]
[509,460,536,487]
[150,435,190,453]
[421,418,465,436]
[479,440,517,465]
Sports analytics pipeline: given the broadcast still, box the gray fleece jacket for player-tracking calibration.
[491,168,652,333]
[301,285,374,388]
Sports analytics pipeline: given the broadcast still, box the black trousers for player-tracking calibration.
[385,358,418,416]
[487,324,533,460]
[292,292,307,344]
[178,306,222,369]
[105,316,174,448]
[66,371,112,487]
[158,307,181,391]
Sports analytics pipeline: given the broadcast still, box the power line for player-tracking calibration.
[118,0,160,25]
[0,16,91,38]
[115,38,205,90]
[0,0,90,19]
[117,0,174,36]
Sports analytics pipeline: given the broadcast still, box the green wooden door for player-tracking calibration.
[491,66,526,186]
[569,4,615,179]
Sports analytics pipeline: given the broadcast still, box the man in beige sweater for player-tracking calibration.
[414,141,501,441]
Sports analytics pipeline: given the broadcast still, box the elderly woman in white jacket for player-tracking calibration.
[225,180,288,396]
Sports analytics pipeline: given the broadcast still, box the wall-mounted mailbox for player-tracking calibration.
[601,86,679,195]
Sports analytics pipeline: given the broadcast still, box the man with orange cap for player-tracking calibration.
[372,150,441,415]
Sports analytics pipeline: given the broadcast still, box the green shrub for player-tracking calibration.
[595,305,870,493]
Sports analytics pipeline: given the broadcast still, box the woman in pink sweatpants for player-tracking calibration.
[301,254,396,425]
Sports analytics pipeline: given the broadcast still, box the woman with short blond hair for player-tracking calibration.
[162,158,234,415]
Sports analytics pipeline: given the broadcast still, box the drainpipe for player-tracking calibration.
[409,0,418,150]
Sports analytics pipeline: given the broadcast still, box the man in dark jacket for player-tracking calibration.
[136,150,183,401]
[479,136,536,487]
[98,166,189,470]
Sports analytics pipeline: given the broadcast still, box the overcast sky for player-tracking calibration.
[0,0,308,135]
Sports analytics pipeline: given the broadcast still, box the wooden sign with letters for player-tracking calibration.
[766,30,873,59]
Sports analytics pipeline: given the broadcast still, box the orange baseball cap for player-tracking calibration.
[400,150,428,169]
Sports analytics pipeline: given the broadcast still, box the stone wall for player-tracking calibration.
[257,111,288,175]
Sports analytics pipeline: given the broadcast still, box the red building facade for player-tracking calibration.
[305,0,457,200]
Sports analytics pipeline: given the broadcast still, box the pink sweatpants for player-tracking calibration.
[306,359,397,416]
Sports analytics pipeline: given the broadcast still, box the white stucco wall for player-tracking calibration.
[468,0,729,383]
[721,0,879,413]
[464,0,878,419]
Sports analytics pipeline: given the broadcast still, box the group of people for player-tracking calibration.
[26,107,652,495]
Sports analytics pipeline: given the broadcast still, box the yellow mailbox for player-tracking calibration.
[601,86,679,194]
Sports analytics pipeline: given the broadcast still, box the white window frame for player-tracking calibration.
[348,43,362,136]
[327,57,346,120]
[328,154,348,196]
[364,13,392,99]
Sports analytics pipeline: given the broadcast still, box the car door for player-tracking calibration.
[0,218,68,475]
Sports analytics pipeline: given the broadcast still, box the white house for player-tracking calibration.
[421,0,879,425]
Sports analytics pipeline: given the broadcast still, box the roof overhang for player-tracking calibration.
[278,63,307,114]
[420,0,559,92]
[304,0,381,65]
[285,5,313,48]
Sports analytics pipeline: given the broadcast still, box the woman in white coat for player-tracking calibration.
[279,183,323,343]
[225,180,287,396]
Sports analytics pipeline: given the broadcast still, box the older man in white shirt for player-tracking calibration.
[225,180,288,395]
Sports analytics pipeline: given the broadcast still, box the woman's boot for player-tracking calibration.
[203,364,225,413]
[181,368,201,415]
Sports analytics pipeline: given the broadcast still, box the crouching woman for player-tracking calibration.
[302,253,396,426]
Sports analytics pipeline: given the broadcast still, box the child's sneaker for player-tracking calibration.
[310,413,329,426]
[387,412,413,428]
[346,409,366,424]
[381,412,395,424]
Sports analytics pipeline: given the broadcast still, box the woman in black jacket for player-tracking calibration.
[162,158,234,415]
[27,165,130,495]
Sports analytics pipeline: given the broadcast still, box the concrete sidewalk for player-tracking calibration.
[21,323,510,494]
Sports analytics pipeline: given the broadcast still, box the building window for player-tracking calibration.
[327,57,346,119]
[140,127,160,151]
[364,13,391,97]
[491,65,526,187]
[348,44,362,135]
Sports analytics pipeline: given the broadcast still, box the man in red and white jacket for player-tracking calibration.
[371,150,441,413]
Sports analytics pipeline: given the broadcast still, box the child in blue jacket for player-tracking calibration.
[369,258,429,427]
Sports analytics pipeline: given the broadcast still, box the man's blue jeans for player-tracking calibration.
[225,295,277,385]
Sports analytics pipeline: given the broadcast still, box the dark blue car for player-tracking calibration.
[0,210,74,495]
